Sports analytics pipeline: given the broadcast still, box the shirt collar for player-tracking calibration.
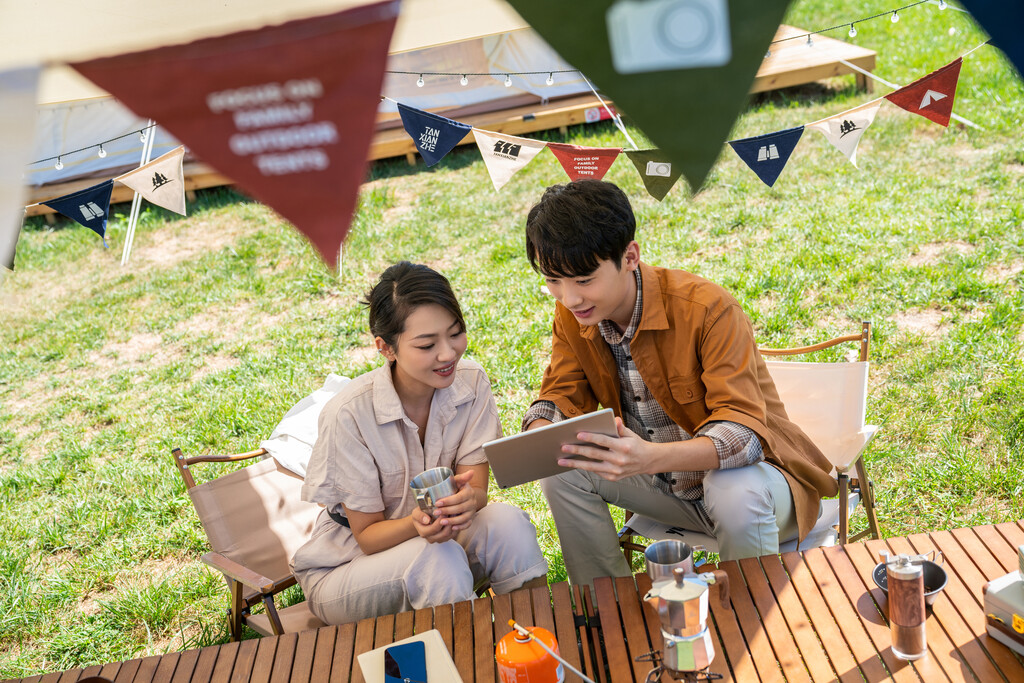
[599,268,643,344]
[371,361,475,425]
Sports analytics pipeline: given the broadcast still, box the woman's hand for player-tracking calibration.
[432,470,479,532]
[410,507,457,544]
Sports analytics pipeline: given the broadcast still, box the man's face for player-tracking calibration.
[542,244,639,329]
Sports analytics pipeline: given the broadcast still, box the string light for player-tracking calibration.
[54,157,63,171]
[806,34,814,47]
[546,72,554,86]
[97,144,107,158]
[139,131,147,143]
[504,74,512,87]
[849,24,858,38]
[416,74,424,87]
[938,0,946,9]
[27,123,156,166]
[765,48,772,59]
[460,74,468,86]
[891,10,900,22]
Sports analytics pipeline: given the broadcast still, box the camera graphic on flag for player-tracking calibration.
[645,161,672,177]
[607,0,732,74]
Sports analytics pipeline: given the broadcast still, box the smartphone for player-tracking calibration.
[383,640,427,683]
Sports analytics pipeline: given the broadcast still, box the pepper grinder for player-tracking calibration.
[883,552,927,660]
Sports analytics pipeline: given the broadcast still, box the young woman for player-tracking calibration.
[292,261,547,624]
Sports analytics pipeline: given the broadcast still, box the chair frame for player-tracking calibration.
[620,321,881,564]
[173,446,299,640]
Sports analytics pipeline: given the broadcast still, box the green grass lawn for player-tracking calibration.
[2,0,1023,675]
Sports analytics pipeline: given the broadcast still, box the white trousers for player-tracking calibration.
[305,502,548,624]
[540,462,799,588]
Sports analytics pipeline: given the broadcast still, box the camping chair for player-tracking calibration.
[619,321,882,563]
[172,446,326,640]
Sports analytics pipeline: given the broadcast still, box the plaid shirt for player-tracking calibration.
[523,269,763,502]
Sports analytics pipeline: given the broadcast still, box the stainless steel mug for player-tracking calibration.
[410,467,458,516]
[645,539,694,586]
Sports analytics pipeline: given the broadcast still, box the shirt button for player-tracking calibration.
[626,355,632,361]
[634,396,641,402]
[686,390,693,398]
[647,429,654,435]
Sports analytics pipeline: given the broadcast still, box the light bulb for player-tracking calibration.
[806,34,814,48]
[416,75,424,87]
[765,48,772,59]
[140,131,147,142]
[546,72,554,86]
[504,74,512,87]
[891,11,899,23]
[54,157,63,170]
[98,145,107,158]
[849,24,857,38]
[460,74,468,86]
[938,0,947,9]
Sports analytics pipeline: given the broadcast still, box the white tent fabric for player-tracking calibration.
[259,374,351,477]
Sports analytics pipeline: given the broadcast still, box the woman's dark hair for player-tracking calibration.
[525,179,636,278]
[362,262,465,347]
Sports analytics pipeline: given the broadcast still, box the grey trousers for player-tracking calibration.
[540,462,799,588]
[305,502,548,624]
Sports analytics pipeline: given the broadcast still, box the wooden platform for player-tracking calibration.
[24,25,876,218]
[753,24,877,94]
[7,522,1022,683]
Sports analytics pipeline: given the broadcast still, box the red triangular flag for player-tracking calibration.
[885,58,963,127]
[547,142,621,181]
[71,2,399,270]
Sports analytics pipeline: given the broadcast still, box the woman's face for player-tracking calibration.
[378,304,467,394]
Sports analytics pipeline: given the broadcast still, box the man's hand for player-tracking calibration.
[432,471,478,532]
[557,417,659,481]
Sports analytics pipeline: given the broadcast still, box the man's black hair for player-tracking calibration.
[524,179,636,278]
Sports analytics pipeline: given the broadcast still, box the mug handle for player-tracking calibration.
[416,491,433,514]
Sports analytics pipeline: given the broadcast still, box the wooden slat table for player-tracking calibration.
[5,523,1022,683]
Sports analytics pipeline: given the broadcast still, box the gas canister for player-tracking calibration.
[495,626,565,683]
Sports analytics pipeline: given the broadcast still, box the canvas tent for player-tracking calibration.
[4,0,590,190]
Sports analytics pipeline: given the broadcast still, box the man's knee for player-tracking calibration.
[703,464,777,531]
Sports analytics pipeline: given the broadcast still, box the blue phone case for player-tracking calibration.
[383,640,427,683]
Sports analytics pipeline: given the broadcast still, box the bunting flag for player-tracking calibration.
[70,1,400,270]
[547,142,621,181]
[398,104,473,167]
[885,58,963,127]
[471,129,547,191]
[806,101,882,168]
[1,66,40,271]
[41,180,115,243]
[728,126,804,188]
[116,146,187,216]
[504,0,794,192]
[624,149,684,201]
[958,2,1024,77]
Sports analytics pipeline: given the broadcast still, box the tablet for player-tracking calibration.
[484,408,616,488]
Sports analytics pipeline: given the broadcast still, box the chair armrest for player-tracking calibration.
[201,551,277,593]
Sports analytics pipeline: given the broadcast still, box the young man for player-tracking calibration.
[522,180,837,588]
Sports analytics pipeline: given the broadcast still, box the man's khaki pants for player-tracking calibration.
[540,462,800,588]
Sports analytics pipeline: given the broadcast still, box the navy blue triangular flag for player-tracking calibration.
[728,126,805,188]
[42,179,114,244]
[397,103,472,167]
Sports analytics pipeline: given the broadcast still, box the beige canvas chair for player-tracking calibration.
[172,447,326,639]
[620,322,881,561]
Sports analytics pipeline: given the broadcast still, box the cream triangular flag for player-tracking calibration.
[1,65,40,271]
[472,129,547,191]
[806,101,881,168]
[116,146,187,215]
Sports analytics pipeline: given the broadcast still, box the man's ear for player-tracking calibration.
[375,337,396,362]
[622,240,641,271]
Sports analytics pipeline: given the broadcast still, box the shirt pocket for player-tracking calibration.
[379,469,410,516]
[668,374,708,429]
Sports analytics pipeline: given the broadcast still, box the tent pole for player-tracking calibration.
[121,120,156,266]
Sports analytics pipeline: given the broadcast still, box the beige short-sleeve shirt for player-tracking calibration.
[293,357,501,575]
